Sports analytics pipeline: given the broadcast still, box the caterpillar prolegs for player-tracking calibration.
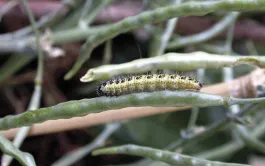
[97,72,202,96]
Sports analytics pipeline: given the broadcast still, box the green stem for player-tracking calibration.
[0,0,85,39]
[0,135,36,166]
[64,0,265,79]
[150,0,181,57]
[1,1,44,165]
[133,103,261,165]
[80,0,115,26]
[187,69,205,130]
[103,39,112,64]
[187,108,199,130]
[167,12,240,49]
[51,122,120,166]
[235,125,265,154]
[80,52,265,82]
[0,91,265,130]
[195,104,265,160]
[196,118,265,160]
[92,144,250,166]
[170,119,230,152]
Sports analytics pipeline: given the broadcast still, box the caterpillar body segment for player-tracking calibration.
[97,72,202,96]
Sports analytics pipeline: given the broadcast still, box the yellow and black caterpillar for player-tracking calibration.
[97,72,202,96]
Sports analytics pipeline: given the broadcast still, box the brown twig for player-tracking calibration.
[202,68,263,98]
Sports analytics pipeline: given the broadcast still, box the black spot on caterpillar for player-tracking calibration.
[97,72,202,96]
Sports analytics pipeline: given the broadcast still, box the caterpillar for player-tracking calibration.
[97,72,202,96]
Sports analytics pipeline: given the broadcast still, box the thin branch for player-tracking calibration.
[0,135,36,166]
[64,0,265,79]
[79,0,115,26]
[0,0,85,40]
[0,1,263,55]
[222,16,265,155]
[187,69,205,131]
[193,95,265,161]
[167,12,240,49]
[1,68,264,138]
[51,122,121,166]
[131,102,264,166]
[80,52,265,82]
[79,0,92,21]
[235,125,265,154]
[196,118,265,160]
[150,0,181,57]
[170,119,231,152]
[186,108,199,131]
[1,91,265,131]
[103,39,112,64]
[20,0,44,83]
[92,144,250,166]
[1,0,44,165]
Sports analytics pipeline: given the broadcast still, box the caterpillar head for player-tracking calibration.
[97,82,106,96]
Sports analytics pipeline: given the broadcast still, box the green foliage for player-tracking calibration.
[93,144,250,166]
[0,135,36,166]
[1,0,265,165]
[2,91,264,130]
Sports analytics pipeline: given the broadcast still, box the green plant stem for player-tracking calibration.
[194,19,265,159]
[196,118,265,160]
[0,1,264,58]
[167,12,240,49]
[150,0,181,57]
[131,103,263,166]
[64,0,265,79]
[80,52,265,82]
[0,91,265,131]
[20,0,44,83]
[224,15,236,54]
[220,13,243,157]
[222,14,265,156]
[170,101,263,154]
[0,0,85,40]
[0,1,264,51]
[1,85,42,166]
[1,1,44,165]
[148,23,163,57]
[92,144,250,166]
[80,0,115,26]
[187,69,205,130]
[51,122,120,166]
[103,39,112,64]
[172,119,231,152]
[196,140,243,160]
[0,135,36,166]
[235,125,265,154]
[79,0,92,21]
[187,108,199,131]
